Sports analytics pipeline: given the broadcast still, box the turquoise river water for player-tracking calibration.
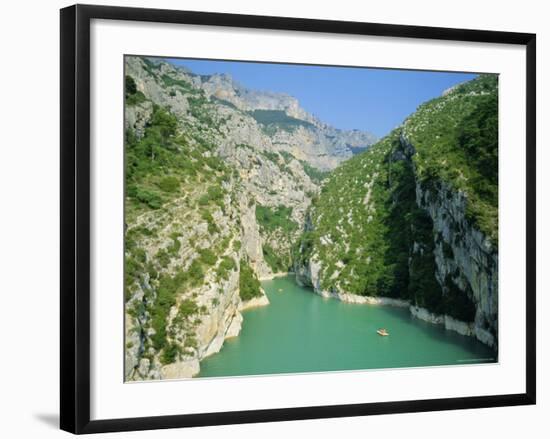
[198,275,495,378]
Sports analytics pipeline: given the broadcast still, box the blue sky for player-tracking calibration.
[166,58,476,138]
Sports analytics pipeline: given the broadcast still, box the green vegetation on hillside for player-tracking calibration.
[125,101,230,221]
[211,96,239,110]
[300,160,329,183]
[161,74,193,91]
[125,56,497,375]
[124,59,240,368]
[296,75,497,321]
[188,95,215,126]
[125,75,146,106]
[255,205,298,234]
[239,260,263,301]
[404,74,498,244]
[248,109,315,133]
[262,243,287,272]
[255,205,299,273]
[298,132,418,298]
[141,57,162,77]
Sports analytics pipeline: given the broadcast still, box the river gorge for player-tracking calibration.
[198,276,495,378]
[124,57,499,381]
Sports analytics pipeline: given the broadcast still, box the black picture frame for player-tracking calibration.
[60,4,536,434]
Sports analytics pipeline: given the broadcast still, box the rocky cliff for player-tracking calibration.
[295,74,499,349]
[413,177,497,346]
[124,57,499,381]
[132,58,377,170]
[123,56,375,380]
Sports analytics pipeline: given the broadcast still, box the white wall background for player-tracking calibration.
[0,0,546,437]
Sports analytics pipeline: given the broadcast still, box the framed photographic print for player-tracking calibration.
[60,4,536,434]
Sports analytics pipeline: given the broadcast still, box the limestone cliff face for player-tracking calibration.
[295,256,321,291]
[294,75,499,350]
[295,133,498,349]
[124,55,374,380]
[124,57,498,379]
[395,134,497,348]
[413,171,498,347]
[129,57,377,170]
[125,56,345,277]
[124,168,253,380]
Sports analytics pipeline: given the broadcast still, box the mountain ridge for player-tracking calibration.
[295,74,498,349]
[139,57,378,168]
[124,57,498,382]
[124,55,353,380]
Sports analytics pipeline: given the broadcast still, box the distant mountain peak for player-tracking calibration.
[128,56,377,169]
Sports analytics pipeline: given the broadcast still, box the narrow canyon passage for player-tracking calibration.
[198,276,495,378]
[124,57,498,380]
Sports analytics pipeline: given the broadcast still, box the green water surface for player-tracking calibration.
[198,275,495,378]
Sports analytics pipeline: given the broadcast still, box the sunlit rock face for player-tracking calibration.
[415,179,498,348]
[124,56,376,380]
[295,75,499,350]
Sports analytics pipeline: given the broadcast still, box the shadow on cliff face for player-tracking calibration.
[380,135,443,309]
[381,135,450,313]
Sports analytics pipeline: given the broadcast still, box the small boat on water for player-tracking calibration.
[377,328,389,336]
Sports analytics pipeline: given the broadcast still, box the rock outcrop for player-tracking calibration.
[124,56,375,380]
[295,75,499,350]
[125,58,499,382]
[128,57,377,170]
[413,174,498,347]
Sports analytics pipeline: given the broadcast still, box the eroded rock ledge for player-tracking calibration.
[157,291,270,380]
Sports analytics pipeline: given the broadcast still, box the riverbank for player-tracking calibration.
[258,271,292,281]
[160,285,271,379]
[303,279,496,350]
[409,305,496,349]
[313,287,410,307]
[239,293,270,311]
[198,275,496,378]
